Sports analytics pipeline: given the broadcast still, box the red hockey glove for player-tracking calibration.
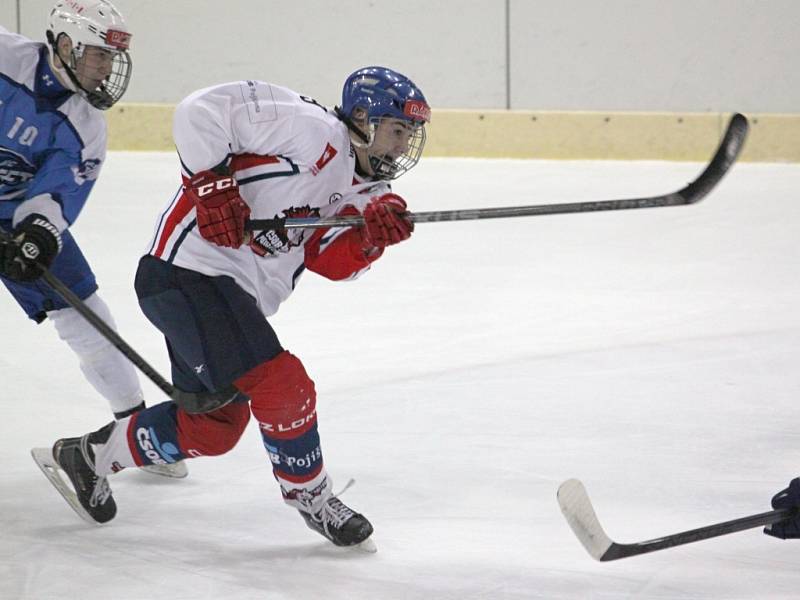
[185,170,251,248]
[360,193,413,250]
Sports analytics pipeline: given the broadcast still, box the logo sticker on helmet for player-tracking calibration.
[105,29,131,49]
[404,100,431,122]
[65,1,86,15]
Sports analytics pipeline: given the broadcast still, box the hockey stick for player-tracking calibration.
[245,113,748,231]
[0,229,236,414]
[557,479,795,561]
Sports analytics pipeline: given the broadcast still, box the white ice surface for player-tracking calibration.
[2,153,800,599]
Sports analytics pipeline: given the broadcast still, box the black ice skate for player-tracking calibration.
[300,495,375,552]
[31,423,116,525]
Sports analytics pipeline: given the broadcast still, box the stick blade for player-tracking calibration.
[679,112,749,205]
[557,479,614,561]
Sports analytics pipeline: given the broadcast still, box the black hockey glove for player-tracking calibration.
[0,215,62,282]
[764,478,800,539]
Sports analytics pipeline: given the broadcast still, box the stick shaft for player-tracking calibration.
[246,112,748,232]
[604,508,792,560]
[246,196,685,230]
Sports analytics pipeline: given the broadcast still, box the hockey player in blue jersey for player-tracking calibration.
[0,1,186,477]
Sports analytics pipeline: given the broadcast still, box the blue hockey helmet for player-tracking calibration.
[339,66,430,180]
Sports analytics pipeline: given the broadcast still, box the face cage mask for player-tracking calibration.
[68,45,132,110]
[366,119,427,181]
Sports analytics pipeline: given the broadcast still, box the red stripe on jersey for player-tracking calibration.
[230,153,280,172]
[153,193,194,258]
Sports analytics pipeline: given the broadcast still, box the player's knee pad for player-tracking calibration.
[175,401,250,457]
[236,351,317,440]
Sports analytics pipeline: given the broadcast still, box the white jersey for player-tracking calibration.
[146,80,389,317]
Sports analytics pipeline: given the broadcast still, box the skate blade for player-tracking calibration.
[140,460,189,479]
[30,447,102,526]
[354,537,377,553]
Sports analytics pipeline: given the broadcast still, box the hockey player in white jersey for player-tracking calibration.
[1,1,185,477]
[35,66,430,549]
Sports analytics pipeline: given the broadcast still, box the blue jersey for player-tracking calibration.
[0,26,106,233]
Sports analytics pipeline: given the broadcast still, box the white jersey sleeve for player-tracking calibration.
[0,25,39,82]
[173,80,315,176]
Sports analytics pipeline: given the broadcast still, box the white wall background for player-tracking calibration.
[11,0,800,112]
[0,2,16,35]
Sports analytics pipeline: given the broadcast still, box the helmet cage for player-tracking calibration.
[365,117,427,180]
[63,40,132,110]
[341,67,430,180]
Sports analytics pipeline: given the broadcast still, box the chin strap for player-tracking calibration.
[46,31,83,92]
[334,107,371,145]
[334,106,375,179]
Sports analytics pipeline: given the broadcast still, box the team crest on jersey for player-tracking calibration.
[0,149,36,191]
[249,205,321,257]
[71,158,102,185]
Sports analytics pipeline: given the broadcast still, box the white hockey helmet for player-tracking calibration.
[46,0,132,110]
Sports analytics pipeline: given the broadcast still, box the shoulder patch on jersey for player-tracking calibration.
[240,80,278,124]
[311,143,338,175]
[71,158,102,184]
